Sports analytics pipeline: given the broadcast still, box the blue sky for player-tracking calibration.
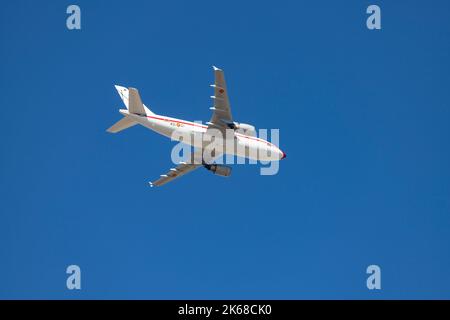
[1,0,450,299]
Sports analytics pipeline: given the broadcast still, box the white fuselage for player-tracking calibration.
[120,109,285,161]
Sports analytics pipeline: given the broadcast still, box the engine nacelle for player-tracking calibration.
[233,122,257,137]
[204,164,232,177]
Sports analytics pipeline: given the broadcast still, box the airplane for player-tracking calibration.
[107,66,286,187]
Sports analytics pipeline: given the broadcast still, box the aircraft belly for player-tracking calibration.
[139,117,279,161]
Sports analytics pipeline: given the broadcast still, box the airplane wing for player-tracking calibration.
[208,66,234,132]
[150,67,233,187]
[149,162,201,187]
[149,146,225,187]
[149,149,204,187]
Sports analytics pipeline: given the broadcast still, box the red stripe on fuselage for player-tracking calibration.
[147,115,206,129]
[146,115,275,146]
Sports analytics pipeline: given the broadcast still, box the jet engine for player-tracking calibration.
[231,122,257,137]
[204,164,232,177]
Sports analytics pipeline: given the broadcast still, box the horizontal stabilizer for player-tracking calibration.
[128,88,147,115]
[106,117,137,133]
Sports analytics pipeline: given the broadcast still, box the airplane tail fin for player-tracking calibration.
[114,85,154,115]
[107,85,155,134]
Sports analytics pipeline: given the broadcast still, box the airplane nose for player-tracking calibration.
[281,150,286,160]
